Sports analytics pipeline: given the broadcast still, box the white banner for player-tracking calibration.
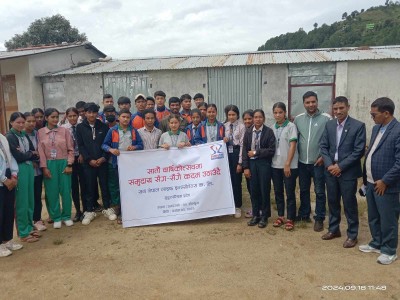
[118,141,235,227]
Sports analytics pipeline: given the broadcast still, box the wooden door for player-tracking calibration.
[0,75,18,133]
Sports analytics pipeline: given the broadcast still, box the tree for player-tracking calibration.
[342,12,348,20]
[313,23,318,29]
[351,10,359,18]
[5,14,87,50]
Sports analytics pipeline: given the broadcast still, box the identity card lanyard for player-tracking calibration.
[228,123,234,154]
[275,126,283,156]
[169,131,180,148]
[49,130,57,159]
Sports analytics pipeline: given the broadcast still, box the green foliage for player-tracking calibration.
[257,3,400,51]
[5,14,87,50]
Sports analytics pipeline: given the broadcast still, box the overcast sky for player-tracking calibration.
[0,0,386,59]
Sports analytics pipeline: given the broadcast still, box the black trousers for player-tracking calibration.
[228,148,242,208]
[72,158,87,213]
[83,163,110,212]
[0,182,16,243]
[325,172,359,239]
[33,174,43,222]
[272,168,298,220]
[249,159,272,218]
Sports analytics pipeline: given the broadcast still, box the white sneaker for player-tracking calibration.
[0,244,12,257]
[102,208,117,221]
[234,208,242,219]
[34,221,47,231]
[53,221,62,229]
[82,212,96,225]
[63,220,74,227]
[377,253,398,265]
[359,244,380,254]
[4,240,23,251]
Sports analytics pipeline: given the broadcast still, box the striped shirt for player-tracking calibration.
[138,126,162,150]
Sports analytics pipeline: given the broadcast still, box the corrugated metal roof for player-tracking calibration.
[0,42,106,60]
[46,45,400,76]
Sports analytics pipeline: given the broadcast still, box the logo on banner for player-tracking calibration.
[210,144,224,160]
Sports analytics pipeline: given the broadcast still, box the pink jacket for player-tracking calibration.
[37,126,74,168]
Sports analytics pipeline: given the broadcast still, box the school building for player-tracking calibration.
[1,44,400,134]
[0,42,106,133]
[40,45,400,134]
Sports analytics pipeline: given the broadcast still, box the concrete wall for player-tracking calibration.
[30,46,103,109]
[147,69,208,105]
[1,46,104,113]
[0,57,32,113]
[262,64,288,126]
[42,74,103,111]
[345,60,400,137]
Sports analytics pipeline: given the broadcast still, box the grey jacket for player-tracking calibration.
[294,109,331,164]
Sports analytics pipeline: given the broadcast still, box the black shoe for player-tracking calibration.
[73,212,82,222]
[258,217,268,228]
[248,217,260,226]
[314,220,324,232]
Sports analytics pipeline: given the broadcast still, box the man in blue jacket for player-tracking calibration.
[319,96,366,248]
[359,97,400,265]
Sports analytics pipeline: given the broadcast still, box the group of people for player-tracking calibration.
[0,90,399,265]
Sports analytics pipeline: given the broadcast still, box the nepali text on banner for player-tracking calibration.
[118,141,235,227]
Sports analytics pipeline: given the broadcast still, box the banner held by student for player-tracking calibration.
[118,141,235,227]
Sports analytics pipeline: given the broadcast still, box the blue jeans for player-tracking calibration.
[272,168,298,220]
[298,162,326,220]
[366,183,400,255]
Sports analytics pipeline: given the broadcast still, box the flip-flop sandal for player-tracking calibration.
[30,230,42,238]
[273,217,285,227]
[285,220,294,231]
[21,235,39,243]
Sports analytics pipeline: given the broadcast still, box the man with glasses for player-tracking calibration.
[359,97,400,265]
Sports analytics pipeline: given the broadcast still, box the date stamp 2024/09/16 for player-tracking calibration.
[321,285,387,291]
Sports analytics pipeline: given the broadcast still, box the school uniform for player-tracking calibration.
[158,131,189,148]
[194,120,225,144]
[26,130,43,222]
[185,123,200,145]
[102,125,143,207]
[242,125,276,219]
[7,129,37,238]
[180,110,192,124]
[155,106,170,123]
[224,120,246,209]
[131,112,159,130]
[62,123,87,214]
[0,134,18,244]
[271,120,299,221]
[37,126,74,223]
[76,119,110,212]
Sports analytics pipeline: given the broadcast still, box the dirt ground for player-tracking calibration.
[1,187,399,300]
